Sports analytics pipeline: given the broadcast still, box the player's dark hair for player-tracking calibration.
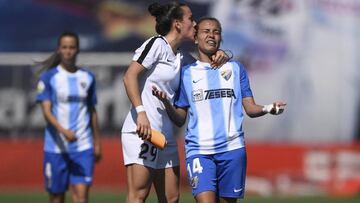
[36,32,79,74]
[196,16,222,34]
[148,1,187,36]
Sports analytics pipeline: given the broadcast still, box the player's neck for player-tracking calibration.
[165,33,183,54]
[60,62,77,73]
[197,51,212,63]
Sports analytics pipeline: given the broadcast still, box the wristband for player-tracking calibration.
[135,105,145,113]
[262,104,273,114]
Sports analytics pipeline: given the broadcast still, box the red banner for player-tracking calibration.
[0,138,359,196]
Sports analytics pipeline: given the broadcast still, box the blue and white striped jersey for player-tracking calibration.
[174,61,253,158]
[36,65,97,153]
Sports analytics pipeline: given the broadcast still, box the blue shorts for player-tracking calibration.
[186,147,247,198]
[43,149,94,193]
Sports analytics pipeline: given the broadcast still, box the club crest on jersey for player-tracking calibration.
[190,175,199,188]
[192,89,204,102]
[221,69,232,80]
[80,81,87,89]
[37,81,45,93]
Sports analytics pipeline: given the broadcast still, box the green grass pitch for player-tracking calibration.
[0,192,359,203]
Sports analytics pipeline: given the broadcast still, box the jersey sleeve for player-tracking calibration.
[133,36,165,70]
[87,72,97,107]
[180,50,196,67]
[174,69,190,108]
[237,62,253,98]
[36,73,52,102]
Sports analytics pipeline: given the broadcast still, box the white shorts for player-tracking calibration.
[121,132,180,169]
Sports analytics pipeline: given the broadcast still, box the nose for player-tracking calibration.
[208,31,215,38]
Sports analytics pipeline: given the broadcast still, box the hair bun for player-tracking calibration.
[148,3,163,17]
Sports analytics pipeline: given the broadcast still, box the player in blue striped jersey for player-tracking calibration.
[153,17,286,203]
[36,32,102,203]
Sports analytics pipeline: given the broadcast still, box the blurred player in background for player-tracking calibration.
[121,1,229,202]
[36,32,102,203]
[152,17,286,203]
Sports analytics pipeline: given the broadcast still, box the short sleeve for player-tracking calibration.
[174,69,190,108]
[36,73,52,102]
[87,72,97,107]
[133,36,165,69]
[237,62,253,98]
[180,50,196,67]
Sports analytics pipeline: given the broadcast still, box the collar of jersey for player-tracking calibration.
[57,65,79,76]
[195,60,212,70]
[160,35,181,56]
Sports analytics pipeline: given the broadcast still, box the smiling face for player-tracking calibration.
[195,19,222,61]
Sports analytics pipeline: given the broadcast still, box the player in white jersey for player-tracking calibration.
[152,17,286,202]
[121,2,229,203]
[36,32,102,203]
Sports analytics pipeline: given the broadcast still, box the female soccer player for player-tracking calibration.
[36,32,102,203]
[152,17,286,203]
[121,2,229,203]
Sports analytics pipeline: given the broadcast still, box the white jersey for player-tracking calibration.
[36,65,97,153]
[174,61,253,158]
[121,36,195,145]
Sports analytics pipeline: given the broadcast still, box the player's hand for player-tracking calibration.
[136,112,152,140]
[210,49,229,68]
[62,129,77,142]
[152,86,168,103]
[269,102,286,115]
[94,142,102,163]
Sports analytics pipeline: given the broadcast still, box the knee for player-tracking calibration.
[127,191,149,203]
[160,191,179,203]
[73,195,88,203]
[167,193,180,203]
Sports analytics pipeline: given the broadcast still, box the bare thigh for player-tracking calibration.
[153,166,180,203]
[195,191,216,203]
[126,164,154,203]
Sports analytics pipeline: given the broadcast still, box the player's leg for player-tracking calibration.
[153,166,180,203]
[186,154,217,203]
[126,164,153,203]
[44,152,69,203]
[122,132,159,203]
[69,184,89,203]
[219,197,237,203]
[153,143,180,203]
[48,193,65,203]
[217,147,247,203]
[195,191,217,203]
[68,149,94,203]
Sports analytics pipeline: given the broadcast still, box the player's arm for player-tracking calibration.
[163,99,187,127]
[123,61,151,139]
[242,97,267,118]
[90,106,102,162]
[40,101,76,142]
[182,49,230,68]
[242,97,286,117]
[152,86,188,127]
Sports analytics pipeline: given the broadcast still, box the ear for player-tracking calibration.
[174,20,181,30]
